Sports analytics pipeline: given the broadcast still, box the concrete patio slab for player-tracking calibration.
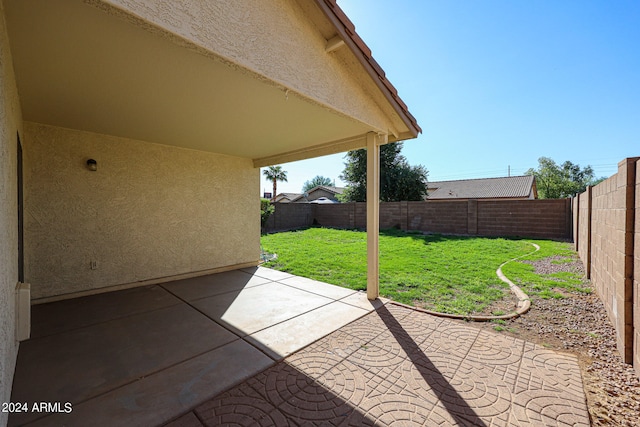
[161,270,270,302]
[30,285,180,338]
[10,268,379,427]
[338,291,388,311]
[246,300,370,360]
[278,276,357,300]
[164,412,203,427]
[25,340,273,427]
[242,266,294,281]
[190,281,334,336]
[10,304,238,426]
[10,268,590,426]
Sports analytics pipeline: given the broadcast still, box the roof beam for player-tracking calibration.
[253,134,368,168]
[325,35,345,53]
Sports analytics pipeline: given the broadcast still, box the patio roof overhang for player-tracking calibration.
[4,0,420,167]
[5,0,421,302]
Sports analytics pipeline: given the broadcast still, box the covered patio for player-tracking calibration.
[10,268,589,426]
[2,2,590,426]
[2,1,420,420]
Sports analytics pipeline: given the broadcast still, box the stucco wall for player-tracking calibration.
[95,0,396,135]
[24,122,259,300]
[0,0,23,423]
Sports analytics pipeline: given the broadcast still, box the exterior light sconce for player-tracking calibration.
[86,159,97,171]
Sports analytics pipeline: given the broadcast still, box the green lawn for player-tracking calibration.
[261,228,587,315]
[500,240,591,299]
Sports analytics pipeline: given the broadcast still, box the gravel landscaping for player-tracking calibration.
[460,255,640,426]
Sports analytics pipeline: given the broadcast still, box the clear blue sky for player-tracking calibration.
[261,0,639,195]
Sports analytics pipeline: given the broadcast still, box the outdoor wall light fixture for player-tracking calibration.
[86,159,97,171]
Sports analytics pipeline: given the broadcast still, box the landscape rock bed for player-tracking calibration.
[463,256,640,426]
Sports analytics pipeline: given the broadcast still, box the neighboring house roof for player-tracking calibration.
[426,176,537,200]
[290,186,345,202]
[274,193,302,203]
[315,186,345,195]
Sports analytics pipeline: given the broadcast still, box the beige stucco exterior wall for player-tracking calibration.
[95,0,398,137]
[24,122,259,300]
[0,0,23,423]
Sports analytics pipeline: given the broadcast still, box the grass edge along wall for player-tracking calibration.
[261,228,585,316]
[264,198,572,240]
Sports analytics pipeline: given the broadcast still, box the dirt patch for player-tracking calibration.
[521,255,585,275]
[455,258,640,426]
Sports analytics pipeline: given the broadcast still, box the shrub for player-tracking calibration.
[260,198,275,228]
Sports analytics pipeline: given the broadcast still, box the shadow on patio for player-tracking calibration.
[10,267,590,426]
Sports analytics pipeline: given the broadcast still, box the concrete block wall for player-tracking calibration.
[354,203,367,229]
[476,199,571,238]
[575,188,592,277]
[263,203,313,232]
[574,157,639,375]
[635,160,640,375]
[406,201,469,234]
[313,203,355,229]
[591,172,624,357]
[266,198,572,240]
[380,201,406,230]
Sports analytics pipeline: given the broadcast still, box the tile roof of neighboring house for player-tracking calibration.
[315,0,421,138]
[426,176,537,200]
[315,186,345,194]
[274,193,302,202]
[290,186,345,202]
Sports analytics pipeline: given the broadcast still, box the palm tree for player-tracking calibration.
[263,165,288,201]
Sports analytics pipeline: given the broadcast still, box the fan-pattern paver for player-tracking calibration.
[190,303,590,426]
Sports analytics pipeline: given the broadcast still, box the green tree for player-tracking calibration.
[302,176,333,192]
[525,157,601,199]
[339,142,428,202]
[262,165,288,200]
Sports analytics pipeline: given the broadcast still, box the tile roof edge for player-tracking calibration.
[308,185,345,194]
[314,0,422,138]
[428,175,532,184]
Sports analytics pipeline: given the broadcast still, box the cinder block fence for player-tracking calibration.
[266,162,640,379]
[264,198,572,239]
[574,157,640,377]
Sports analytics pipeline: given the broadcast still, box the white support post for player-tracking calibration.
[366,132,385,300]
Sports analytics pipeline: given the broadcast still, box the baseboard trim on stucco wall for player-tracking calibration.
[30,261,260,305]
[15,282,31,341]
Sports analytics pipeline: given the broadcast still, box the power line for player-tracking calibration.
[430,162,619,182]
[433,166,531,181]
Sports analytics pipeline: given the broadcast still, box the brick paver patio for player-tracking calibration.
[172,303,590,426]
